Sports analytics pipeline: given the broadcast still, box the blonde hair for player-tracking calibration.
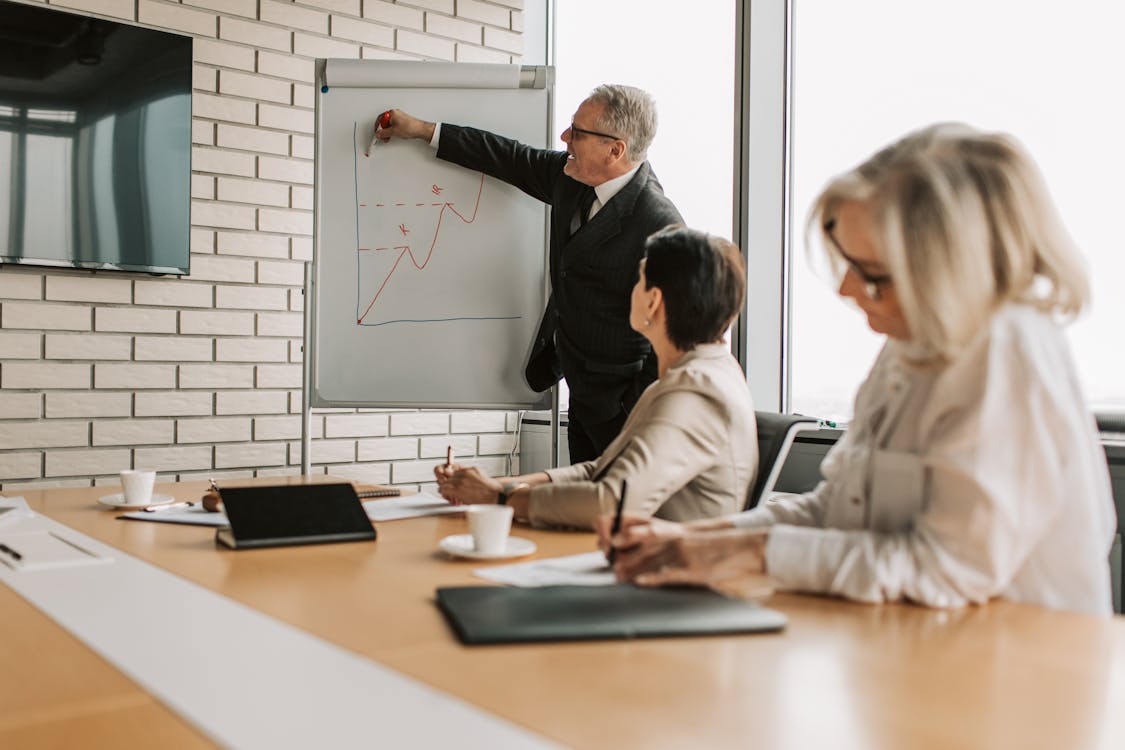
[808,123,1089,362]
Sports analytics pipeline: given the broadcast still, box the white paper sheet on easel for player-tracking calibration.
[363,493,464,522]
[473,551,616,587]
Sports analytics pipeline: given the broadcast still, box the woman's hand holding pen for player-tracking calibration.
[599,516,775,600]
[594,514,685,564]
[433,464,503,506]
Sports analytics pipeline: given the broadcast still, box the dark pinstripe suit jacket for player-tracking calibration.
[437,124,683,423]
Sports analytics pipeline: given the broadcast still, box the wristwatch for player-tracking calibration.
[497,481,529,505]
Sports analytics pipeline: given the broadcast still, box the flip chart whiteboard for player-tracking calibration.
[308,60,553,408]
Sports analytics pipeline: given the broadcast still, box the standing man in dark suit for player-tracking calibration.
[376,85,683,463]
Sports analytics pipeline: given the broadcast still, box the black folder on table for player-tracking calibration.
[436,584,787,644]
[215,483,376,550]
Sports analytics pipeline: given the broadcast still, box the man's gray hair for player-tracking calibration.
[588,84,657,163]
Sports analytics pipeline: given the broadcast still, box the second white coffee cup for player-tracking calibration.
[467,505,514,555]
[120,469,156,505]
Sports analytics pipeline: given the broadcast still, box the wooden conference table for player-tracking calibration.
[3,476,1125,750]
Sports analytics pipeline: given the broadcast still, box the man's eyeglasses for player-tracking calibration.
[568,122,624,142]
[823,218,892,301]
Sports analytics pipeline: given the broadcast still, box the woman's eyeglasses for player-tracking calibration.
[823,219,892,301]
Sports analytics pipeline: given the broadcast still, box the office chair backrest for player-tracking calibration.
[747,412,816,510]
[747,412,846,511]
[1102,440,1125,614]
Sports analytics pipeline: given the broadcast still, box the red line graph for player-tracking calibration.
[356,173,485,324]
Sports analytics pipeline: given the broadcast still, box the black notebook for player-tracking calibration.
[436,584,786,645]
[215,483,376,550]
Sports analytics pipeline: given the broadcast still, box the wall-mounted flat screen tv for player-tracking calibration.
[0,1,192,275]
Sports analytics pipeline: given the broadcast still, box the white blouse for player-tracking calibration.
[735,304,1117,616]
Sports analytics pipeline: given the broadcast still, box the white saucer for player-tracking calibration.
[438,534,537,561]
[98,493,176,510]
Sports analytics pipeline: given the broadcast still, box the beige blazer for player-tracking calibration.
[530,344,758,530]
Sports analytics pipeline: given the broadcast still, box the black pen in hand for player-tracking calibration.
[606,479,627,565]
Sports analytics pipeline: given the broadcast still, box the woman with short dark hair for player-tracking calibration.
[434,225,758,530]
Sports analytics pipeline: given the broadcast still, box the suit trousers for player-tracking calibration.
[566,405,628,465]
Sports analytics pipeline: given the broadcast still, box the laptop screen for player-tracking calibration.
[760,425,843,498]
[772,433,839,494]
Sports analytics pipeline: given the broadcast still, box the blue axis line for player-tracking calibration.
[360,316,522,327]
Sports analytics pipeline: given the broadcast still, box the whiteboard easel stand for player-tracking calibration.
[300,60,559,477]
[301,260,313,476]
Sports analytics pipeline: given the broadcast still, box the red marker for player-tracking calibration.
[365,110,392,157]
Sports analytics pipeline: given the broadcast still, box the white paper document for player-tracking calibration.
[0,529,112,572]
[473,551,617,587]
[0,495,34,527]
[118,506,230,527]
[363,492,465,522]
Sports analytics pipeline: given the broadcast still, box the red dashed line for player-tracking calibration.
[358,174,485,324]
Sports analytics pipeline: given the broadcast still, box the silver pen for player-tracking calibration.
[141,501,195,513]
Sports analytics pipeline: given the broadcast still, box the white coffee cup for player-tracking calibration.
[120,469,156,505]
[467,505,514,555]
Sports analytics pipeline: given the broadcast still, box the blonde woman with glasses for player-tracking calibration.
[599,123,1117,615]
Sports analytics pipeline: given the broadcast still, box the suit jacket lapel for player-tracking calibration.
[562,162,651,267]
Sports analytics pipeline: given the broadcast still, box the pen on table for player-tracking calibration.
[606,479,627,565]
[365,110,392,157]
[0,543,22,561]
[142,501,195,513]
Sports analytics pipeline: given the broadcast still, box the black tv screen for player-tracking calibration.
[0,1,191,274]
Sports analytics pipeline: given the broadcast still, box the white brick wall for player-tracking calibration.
[0,274,43,300]
[135,337,215,362]
[45,276,131,304]
[325,414,388,437]
[46,393,133,419]
[390,412,449,436]
[0,451,41,480]
[4,302,91,331]
[0,421,88,451]
[180,364,255,389]
[0,393,42,419]
[0,332,41,359]
[45,334,131,361]
[254,415,306,440]
[0,0,528,490]
[135,392,214,417]
[451,411,507,433]
[214,441,289,469]
[93,420,177,447]
[357,437,417,461]
[3,364,90,390]
[177,417,253,444]
[96,307,178,334]
[46,448,132,477]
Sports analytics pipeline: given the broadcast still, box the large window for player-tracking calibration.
[554,3,736,238]
[552,1,737,409]
[789,0,1125,420]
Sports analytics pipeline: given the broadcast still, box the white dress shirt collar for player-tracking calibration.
[590,163,642,219]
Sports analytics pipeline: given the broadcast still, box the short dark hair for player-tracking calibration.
[643,225,746,350]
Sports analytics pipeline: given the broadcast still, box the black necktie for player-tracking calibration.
[575,188,596,232]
